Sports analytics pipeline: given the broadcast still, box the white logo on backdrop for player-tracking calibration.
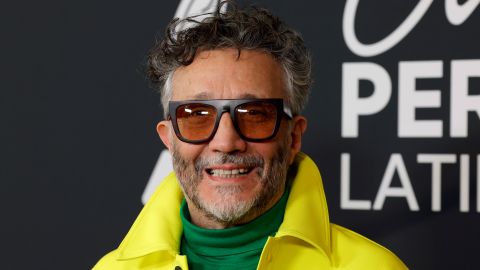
[343,0,480,57]
[142,0,222,204]
[341,1,480,212]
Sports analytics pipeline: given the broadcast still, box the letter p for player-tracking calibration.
[342,62,392,137]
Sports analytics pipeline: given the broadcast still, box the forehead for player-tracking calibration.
[171,49,286,100]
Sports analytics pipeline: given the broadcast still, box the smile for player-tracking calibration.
[206,168,253,177]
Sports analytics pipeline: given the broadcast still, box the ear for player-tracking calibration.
[156,120,172,150]
[288,115,307,165]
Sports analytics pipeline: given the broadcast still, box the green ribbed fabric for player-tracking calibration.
[180,189,289,270]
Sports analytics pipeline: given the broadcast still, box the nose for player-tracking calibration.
[208,113,247,153]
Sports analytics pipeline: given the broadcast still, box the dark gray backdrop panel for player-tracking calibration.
[2,1,479,269]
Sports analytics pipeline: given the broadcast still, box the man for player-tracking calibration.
[94,3,408,270]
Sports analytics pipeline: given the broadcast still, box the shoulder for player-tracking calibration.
[330,224,409,270]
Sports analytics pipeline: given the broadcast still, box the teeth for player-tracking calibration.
[210,168,249,177]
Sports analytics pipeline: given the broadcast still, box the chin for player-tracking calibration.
[199,190,260,224]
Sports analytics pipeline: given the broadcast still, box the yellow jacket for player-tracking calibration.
[93,153,408,269]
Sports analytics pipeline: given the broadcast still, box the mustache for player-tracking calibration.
[194,153,265,172]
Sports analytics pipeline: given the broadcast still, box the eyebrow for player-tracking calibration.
[192,92,260,100]
[192,92,210,99]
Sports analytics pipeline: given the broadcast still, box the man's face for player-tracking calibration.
[157,49,305,228]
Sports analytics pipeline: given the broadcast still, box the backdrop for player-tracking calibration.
[2,0,479,269]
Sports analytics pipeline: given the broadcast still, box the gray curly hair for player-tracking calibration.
[146,2,312,117]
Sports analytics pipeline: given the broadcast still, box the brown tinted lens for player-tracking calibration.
[176,103,217,141]
[236,101,278,139]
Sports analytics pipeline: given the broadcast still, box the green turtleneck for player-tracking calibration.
[179,189,289,270]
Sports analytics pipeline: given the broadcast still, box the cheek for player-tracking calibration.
[248,141,279,157]
[172,138,205,160]
[251,133,290,161]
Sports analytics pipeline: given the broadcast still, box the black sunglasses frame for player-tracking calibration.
[167,98,293,144]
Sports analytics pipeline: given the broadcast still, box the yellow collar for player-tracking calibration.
[276,153,331,258]
[116,152,331,260]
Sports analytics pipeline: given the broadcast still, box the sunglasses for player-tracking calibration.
[167,99,293,144]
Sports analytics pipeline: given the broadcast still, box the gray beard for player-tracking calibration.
[171,141,290,226]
